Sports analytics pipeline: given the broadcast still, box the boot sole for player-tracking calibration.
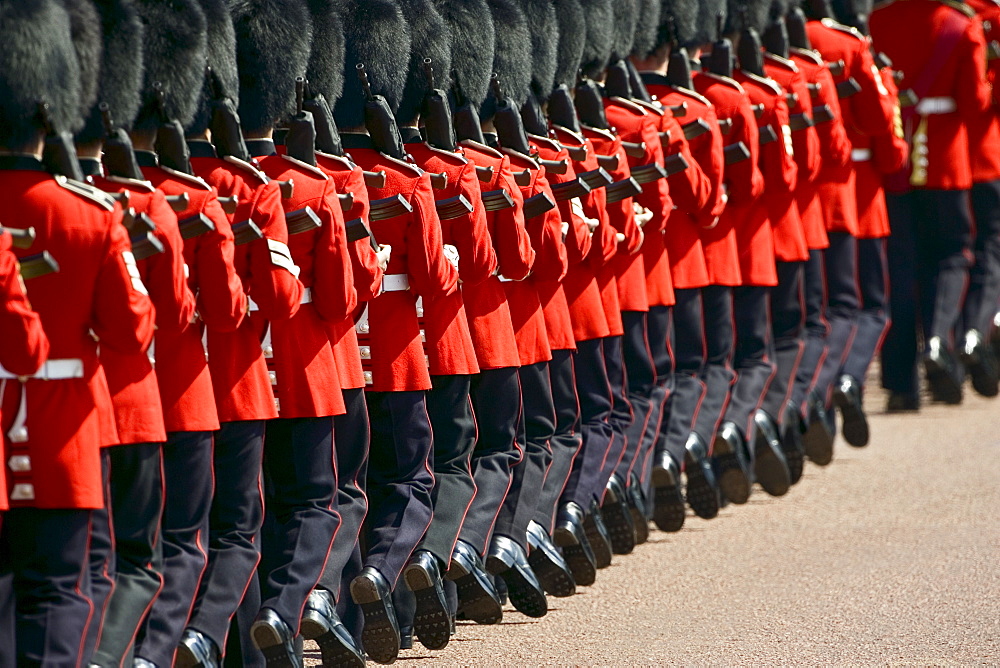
[601,499,637,554]
[527,548,576,598]
[924,357,963,405]
[715,452,751,504]
[558,543,597,586]
[486,556,548,618]
[832,390,870,448]
[312,627,366,668]
[629,504,650,544]
[961,350,1000,398]
[583,518,613,569]
[650,467,686,532]
[453,573,503,625]
[802,419,834,466]
[350,577,400,665]
[754,446,791,497]
[685,467,720,519]
[250,622,297,668]
[403,566,450,651]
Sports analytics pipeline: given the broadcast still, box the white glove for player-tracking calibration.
[375,244,392,272]
[632,202,654,228]
[442,243,460,270]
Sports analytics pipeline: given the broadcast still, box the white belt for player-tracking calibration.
[382,274,410,292]
[0,358,84,381]
[248,287,312,312]
[915,97,956,115]
[497,275,515,283]
[851,148,872,162]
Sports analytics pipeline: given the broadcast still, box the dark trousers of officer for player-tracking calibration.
[257,417,340,632]
[187,420,266,654]
[494,361,557,552]
[597,336,634,497]
[761,262,805,427]
[841,238,890,384]
[92,442,165,666]
[963,180,1000,335]
[636,305,674,496]
[559,338,614,511]
[723,287,775,446]
[362,390,435,588]
[534,349,582,534]
[460,367,523,555]
[0,508,94,667]
[792,249,830,412]
[421,374,477,564]
[617,311,658,485]
[137,430,214,668]
[318,388,370,597]
[812,232,860,405]
[882,190,973,396]
[657,288,706,467]
[692,286,737,449]
[83,450,115,664]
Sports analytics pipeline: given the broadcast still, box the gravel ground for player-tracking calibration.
[307,383,1000,666]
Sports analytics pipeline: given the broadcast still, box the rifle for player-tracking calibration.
[724,141,752,165]
[520,92,549,137]
[574,79,610,130]
[19,251,59,280]
[345,217,380,251]
[285,78,318,167]
[452,82,488,144]
[153,85,193,175]
[667,47,694,90]
[0,226,36,249]
[596,153,619,171]
[100,104,145,180]
[604,60,633,99]
[303,82,344,157]
[708,15,735,78]
[605,176,643,204]
[421,60,457,151]
[121,208,165,260]
[786,7,812,50]
[231,219,265,245]
[664,153,690,175]
[481,189,515,212]
[285,206,322,235]
[548,84,582,134]
[207,67,251,161]
[522,191,556,220]
[630,163,669,184]
[436,194,474,221]
[577,167,613,191]
[369,194,413,222]
[549,177,592,202]
[357,64,407,160]
[682,118,713,140]
[491,76,534,156]
[38,102,84,181]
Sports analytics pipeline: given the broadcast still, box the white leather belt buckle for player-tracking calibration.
[851,148,872,162]
[915,97,956,115]
[300,287,313,304]
[382,273,410,292]
[0,358,84,381]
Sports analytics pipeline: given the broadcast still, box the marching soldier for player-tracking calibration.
[0,2,155,664]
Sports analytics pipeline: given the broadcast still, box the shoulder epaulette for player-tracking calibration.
[582,125,618,142]
[160,166,213,191]
[700,72,747,94]
[279,154,330,180]
[222,156,269,185]
[633,99,665,116]
[104,175,155,193]
[384,153,425,177]
[765,53,800,72]
[789,47,826,66]
[500,147,540,170]
[316,151,356,170]
[55,175,116,211]
[821,17,866,40]
[742,71,785,96]
[939,0,977,17]
[872,0,894,9]
[458,139,505,159]
[424,145,470,165]
[609,97,648,116]
[527,134,563,152]
[672,86,715,108]
[551,126,586,145]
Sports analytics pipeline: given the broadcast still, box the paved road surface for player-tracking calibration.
[308,386,1000,666]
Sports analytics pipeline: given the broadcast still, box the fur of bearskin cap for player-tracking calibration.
[396,0,451,125]
[724,0,769,35]
[133,0,207,132]
[61,0,102,130]
[231,0,313,134]
[77,0,144,142]
[830,0,870,29]
[632,0,662,58]
[658,0,697,50]
[767,0,787,23]
[578,0,613,79]
[432,0,493,107]
[553,0,585,87]
[334,0,410,129]
[693,0,726,45]
[0,0,81,146]
[609,0,638,63]
[519,0,559,100]
[480,0,531,119]
[305,0,346,104]
[186,0,238,135]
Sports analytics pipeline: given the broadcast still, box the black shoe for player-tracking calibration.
[712,421,752,504]
[802,390,835,466]
[398,628,413,651]
[886,391,920,412]
[486,535,548,618]
[300,589,366,668]
[250,608,301,668]
[552,502,598,586]
[526,521,576,597]
[349,567,401,665]
[625,473,650,544]
[832,374,870,447]
[961,329,1000,398]
[446,540,503,625]
[402,551,451,651]
[780,404,806,484]
[650,452,686,532]
[753,411,792,497]
[601,474,636,554]
[684,433,721,519]
[176,628,221,668]
[924,336,963,404]
[584,500,613,568]
[133,660,157,668]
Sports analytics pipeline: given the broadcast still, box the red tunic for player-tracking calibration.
[189,151,302,421]
[456,140,528,369]
[344,140,459,391]
[967,0,1000,182]
[92,175,195,445]
[870,4,990,190]
[406,141,493,375]
[316,152,383,390]
[254,150,353,417]
[1,168,154,509]
[141,159,247,431]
